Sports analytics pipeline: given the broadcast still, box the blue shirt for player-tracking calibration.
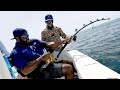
[10,39,47,70]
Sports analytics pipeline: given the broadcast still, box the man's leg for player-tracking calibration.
[44,62,74,79]
[62,60,77,73]
[62,63,75,79]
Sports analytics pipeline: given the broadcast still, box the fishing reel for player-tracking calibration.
[73,35,77,41]
[45,53,63,64]
[45,53,55,64]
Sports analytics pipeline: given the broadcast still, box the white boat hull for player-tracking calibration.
[67,50,120,79]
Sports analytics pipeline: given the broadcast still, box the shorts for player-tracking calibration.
[27,61,63,79]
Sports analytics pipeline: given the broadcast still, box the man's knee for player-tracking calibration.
[62,64,73,74]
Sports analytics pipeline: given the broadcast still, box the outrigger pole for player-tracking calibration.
[56,18,110,60]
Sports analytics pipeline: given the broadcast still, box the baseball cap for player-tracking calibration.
[11,28,28,40]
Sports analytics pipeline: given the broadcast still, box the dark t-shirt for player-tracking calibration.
[10,39,47,70]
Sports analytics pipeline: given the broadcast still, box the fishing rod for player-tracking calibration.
[55,18,110,60]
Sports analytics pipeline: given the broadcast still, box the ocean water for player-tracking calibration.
[67,18,120,74]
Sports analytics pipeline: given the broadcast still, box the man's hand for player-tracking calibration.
[41,52,51,62]
[63,36,72,44]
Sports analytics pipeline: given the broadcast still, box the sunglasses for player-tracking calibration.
[21,34,29,39]
[45,20,53,23]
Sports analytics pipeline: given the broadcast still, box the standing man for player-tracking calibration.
[41,14,72,61]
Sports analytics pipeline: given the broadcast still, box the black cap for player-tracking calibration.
[11,28,28,40]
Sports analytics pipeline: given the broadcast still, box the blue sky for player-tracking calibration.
[0,11,120,53]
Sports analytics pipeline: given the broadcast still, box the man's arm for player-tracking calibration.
[41,31,46,41]
[20,59,42,75]
[46,37,71,49]
[58,27,67,38]
[58,27,72,42]
[20,52,51,75]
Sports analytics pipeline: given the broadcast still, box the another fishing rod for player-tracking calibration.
[55,18,110,60]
